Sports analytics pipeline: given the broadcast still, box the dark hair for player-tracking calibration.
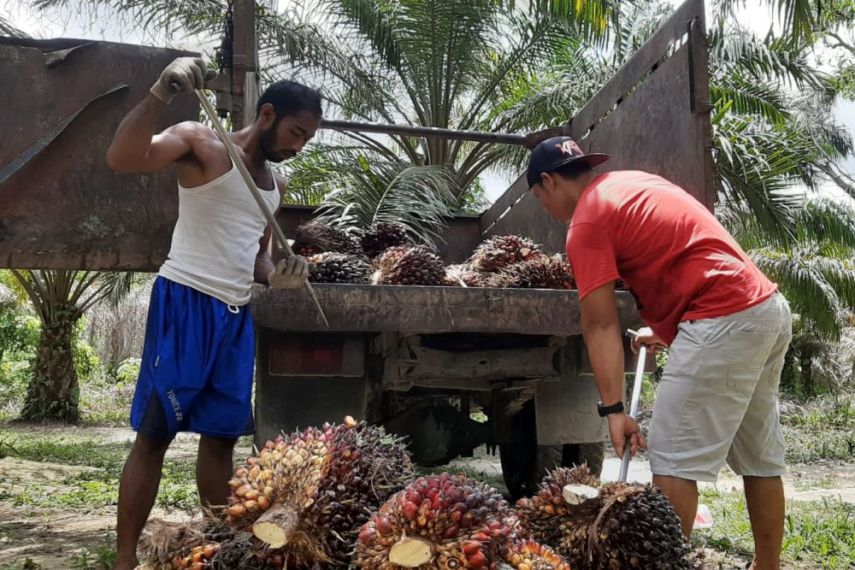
[553,161,593,180]
[256,80,323,119]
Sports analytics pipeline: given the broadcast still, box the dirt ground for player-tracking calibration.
[1,426,854,568]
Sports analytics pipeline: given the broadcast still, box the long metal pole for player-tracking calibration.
[320,119,572,148]
[619,344,647,482]
[194,89,330,328]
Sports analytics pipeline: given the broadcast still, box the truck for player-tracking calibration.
[0,0,713,497]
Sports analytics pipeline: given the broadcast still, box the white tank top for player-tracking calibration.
[159,162,281,306]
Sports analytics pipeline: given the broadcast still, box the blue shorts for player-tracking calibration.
[130,277,255,440]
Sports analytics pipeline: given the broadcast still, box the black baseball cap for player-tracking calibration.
[526,136,609,189]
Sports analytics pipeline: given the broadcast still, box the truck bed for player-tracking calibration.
[251,284,641,335]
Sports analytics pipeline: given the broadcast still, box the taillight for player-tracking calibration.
[267,334,365,377]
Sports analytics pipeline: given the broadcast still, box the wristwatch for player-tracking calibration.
[597,400,625,417]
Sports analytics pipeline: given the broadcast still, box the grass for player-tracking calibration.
[0,561,42,570]
[0,428,202,511]
[0,540,116,570]
[781,395,855,463]
[696,488,855,569]
[69,534,117,570]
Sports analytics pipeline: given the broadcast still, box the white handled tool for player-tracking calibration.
[619,329,647,482]
[192,89,329,328]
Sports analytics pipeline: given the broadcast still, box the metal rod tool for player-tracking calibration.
[619,329,647,482]
[320,118,573,149]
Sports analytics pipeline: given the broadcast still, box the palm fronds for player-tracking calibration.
[316,157,457,246]
[0,15,30,37]
[715,0,819,46]
[751,248,847,339]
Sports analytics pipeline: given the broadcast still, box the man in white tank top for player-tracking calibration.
[105,56,321,570]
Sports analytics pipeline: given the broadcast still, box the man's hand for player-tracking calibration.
[631,326,667,354]
[608,412,647,457]
[268,255,309,289]
[150,57,217,104]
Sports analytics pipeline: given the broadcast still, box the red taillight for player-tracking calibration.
[267,334,364,377]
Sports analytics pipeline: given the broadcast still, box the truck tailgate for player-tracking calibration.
[251,284,641,335]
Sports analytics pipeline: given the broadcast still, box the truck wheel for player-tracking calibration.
[499,402,604,499]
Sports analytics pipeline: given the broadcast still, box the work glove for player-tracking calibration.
[268,255,309,289]
[150,57,217,104]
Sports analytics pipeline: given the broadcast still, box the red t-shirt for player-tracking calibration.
[566,170,777,344]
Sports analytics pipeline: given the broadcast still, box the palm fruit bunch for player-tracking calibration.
[138,518,238,570]
[501,539,570,570]
[516,466,691,569]
[170,543,220,569]
[353,472,520,569]
[210,532,274,570]
[361,222,413,258]
[291,220,362,257]
[227,417,415,567]
[487,255,575,290]
[307,252,372,284]
[443,264,489,288]
[467,235,542,273]
[372,245,446,286]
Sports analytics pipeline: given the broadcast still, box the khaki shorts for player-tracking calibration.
[648,293,792,482]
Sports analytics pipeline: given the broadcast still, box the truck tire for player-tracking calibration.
[499,401,604,498]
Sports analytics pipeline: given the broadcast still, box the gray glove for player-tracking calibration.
[268,255,309,289]
[150,57,217,104]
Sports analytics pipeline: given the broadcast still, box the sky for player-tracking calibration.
[2,0,853,205]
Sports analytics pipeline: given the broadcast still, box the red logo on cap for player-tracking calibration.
[555,140,583,156]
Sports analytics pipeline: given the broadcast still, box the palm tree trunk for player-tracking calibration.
[20,304,80,423]
[800,355,814,397]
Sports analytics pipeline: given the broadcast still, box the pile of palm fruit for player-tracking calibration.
[139,417,416,569]
[292,220,587,290]
[516,465,691,569]
[139,419,690,569]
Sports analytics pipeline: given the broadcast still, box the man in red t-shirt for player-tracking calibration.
[527,136,791,570]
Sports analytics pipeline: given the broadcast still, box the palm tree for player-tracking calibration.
[707,23,853,227]
[723,198,855,394]
[8,270,134,422]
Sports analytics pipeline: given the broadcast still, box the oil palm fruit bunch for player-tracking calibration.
[353,472,521,569]
[516,466,691,569]
[292,220,362,257]
[210,532,272,570]
[361,222,413,258]
[443,264,489,287]
[372,245,446,286]
[488,255,574,290]
[227,417,415,567]
[138,518,216,569]
[170,544,219,569]
[467,236,542,273]
[501,539,570,570]
[307,252,372,284]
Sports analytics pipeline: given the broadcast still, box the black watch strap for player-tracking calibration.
[597,400,625,417]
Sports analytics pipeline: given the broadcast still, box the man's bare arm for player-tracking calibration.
[581,282,646,457]
[106,97,194,173]
[106,57,213,174]
[580,282,625,406]
[255,226,276,285]
[255,173,289,285]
